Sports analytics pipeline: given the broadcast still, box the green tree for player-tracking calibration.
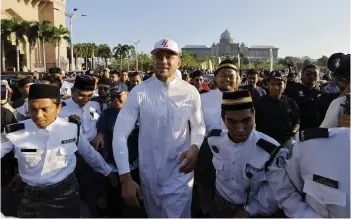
[38,20,55,71]
[1,18,16,71]
[97,44,112,67]
[50,24,70,69]
[25,21,40,71]
[316,55,328,67]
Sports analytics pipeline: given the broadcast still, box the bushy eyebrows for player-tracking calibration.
[226,116,252,122]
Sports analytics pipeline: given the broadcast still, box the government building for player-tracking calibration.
[182,29,279,60]
[1,0,68,71]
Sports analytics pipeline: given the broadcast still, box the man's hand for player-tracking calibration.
[69,114,81,122]
[107,172,118,187]
[232,206,251,218]
[120,173,142,208]
[91,132,104,151]
[339,115,350,128]
[8,175,23,192]
[178,144,199,174]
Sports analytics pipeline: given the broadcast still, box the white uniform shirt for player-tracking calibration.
[1,117,111,187]
[59,98,100,142]
[60,81,74,96]
[208,129,279,216]
[201,89,227,134]
[285,128,350,218]
[320,95,348,128]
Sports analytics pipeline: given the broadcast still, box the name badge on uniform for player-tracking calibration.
[61,138,76,144]
[313,174,339,189]
[21,149,37,152]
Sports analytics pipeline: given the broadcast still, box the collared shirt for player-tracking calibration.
[285,128,350,218]
[255,95,300,144]
[208,129,279,216]
[320,95,348,128]
[59,98,100,142]
[1,117,112,187]
[13,101,29,122]
[284,83,323,130]
[113,76,205,193]
[201,89,227,134]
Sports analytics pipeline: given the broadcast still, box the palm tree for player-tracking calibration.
[86,43,97,70]
[113,44,129,70]
[1,18,16,72]
[38,20,55,72]
[97,44,112,67]
[50,24,70,69]
[25,21,40,71]
[73,43,84,69]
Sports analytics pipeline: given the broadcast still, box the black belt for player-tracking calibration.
[24,172,78,201]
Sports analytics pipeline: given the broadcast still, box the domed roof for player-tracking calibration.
[220,29,233,40]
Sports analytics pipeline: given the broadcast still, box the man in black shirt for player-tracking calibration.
[191,70,208,94]
[255,71,300,147]
[284,64,323,130]
[91,78,113,113]
[241,69,266,105]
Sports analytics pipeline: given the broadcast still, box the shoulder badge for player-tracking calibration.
[68,115,81,126]
[299,128,329,142]
[61,102,67,107]
[208,129,222,137]
[5,123,25,134]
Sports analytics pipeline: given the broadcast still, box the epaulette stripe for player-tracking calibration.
[299,128,329,142]
[5,123,25,133]
[256,138,276,154]
[208,129,222,137]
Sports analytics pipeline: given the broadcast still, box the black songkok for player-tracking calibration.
[74,75,96,91]
[18,77,34,88]
[222,90,253,111]
[28,84,60,100]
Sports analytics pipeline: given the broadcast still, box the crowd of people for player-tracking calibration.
[0,38,350,218]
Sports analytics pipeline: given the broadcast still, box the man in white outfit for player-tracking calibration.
[113,39,206,217]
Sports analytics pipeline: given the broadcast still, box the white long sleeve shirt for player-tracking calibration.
[201,89,227,134]
[320,95,348,128]
[285,128,350,218]
[208,129,279,216]
[113,76,205,175]
[59,98,100,142]
[1,117,111,187]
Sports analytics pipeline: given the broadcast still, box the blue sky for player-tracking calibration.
[66,0,350,59]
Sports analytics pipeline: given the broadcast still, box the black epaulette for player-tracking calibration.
[256,138,282,171]
[68,116,81,145]
[299,128,329,142]
[208,129,222,137]
[200,90,210,94]
[61,102,67,107]
[5,123,25,134]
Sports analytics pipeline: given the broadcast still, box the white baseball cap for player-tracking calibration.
[151,39,181,56]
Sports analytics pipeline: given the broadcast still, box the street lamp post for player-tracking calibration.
[54,8,86,71]
[130,40,140,71]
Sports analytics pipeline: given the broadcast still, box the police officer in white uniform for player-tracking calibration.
[207,90,280,217]
[285,127,350,217]
[1,84,117,218]
[113,39,206,217]
[194,60,241,217]
[59,75,100,143]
